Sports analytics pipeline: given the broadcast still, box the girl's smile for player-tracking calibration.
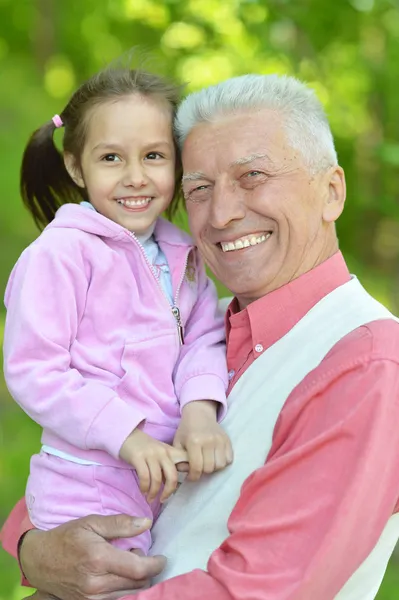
[65,94,176,234]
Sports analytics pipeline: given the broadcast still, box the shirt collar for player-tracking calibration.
[226,251,351,352]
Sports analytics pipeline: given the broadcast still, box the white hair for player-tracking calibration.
[175,74,338,173]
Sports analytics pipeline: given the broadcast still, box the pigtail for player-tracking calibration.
[20,119,83,230]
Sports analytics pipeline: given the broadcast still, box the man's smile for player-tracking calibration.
[219,232,272,253]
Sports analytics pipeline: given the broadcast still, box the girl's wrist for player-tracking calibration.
[182,399,218,417]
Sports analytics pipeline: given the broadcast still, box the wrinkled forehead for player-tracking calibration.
[181,109,295,175]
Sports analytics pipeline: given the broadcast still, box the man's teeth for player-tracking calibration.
[220,233,271,252]
[117,198,152,207]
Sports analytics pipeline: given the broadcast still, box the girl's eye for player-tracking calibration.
[145,152,163,160]
[102,154,121,162]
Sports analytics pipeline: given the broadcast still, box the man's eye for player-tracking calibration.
[102,154,121,162]
[184,185,211,202]
[146,152,163,160]
[246,170,262,177]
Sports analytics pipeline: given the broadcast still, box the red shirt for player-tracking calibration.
[2,252,399,599]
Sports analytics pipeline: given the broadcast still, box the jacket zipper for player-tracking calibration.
[127,232,190,346]
[171,251,190,345]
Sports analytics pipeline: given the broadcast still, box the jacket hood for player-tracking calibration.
[46,203,193,247]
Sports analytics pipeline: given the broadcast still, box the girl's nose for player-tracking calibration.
[123,163,148,188]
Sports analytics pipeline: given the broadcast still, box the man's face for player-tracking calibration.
[182,109,345,307]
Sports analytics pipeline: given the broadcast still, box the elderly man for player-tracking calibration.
[2,74,399,600]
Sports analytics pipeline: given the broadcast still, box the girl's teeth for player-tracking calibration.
[117,198,152,207]
[221,233,271,253]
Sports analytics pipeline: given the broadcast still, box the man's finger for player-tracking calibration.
[176,460,189,472]
[85,513,152,540]
[169,446,189,465]
[102,544,167,581]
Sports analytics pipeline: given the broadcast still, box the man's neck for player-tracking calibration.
[236,243,339,310]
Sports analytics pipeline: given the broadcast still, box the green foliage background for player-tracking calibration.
[1,0,399,596]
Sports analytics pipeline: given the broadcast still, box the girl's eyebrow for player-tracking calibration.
[92,140,172,152]
[92,142,124,152]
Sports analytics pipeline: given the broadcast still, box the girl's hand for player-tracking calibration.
[119,430,188,503]
[173,400,233,481]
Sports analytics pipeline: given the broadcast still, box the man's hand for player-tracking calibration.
[173,400,233,481]
[19,514,166,600]
[119,429,189,502]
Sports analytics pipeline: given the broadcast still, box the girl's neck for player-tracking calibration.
[81,201,157,242]
[135,221,156,244]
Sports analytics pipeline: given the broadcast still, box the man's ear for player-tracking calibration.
[322,165,346,223]
[64,153,85,188]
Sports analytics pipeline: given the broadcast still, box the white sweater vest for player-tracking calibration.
[151,277,399,599]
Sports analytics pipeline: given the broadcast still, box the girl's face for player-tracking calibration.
[65,94,176,233]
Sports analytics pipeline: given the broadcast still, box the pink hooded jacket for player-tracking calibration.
[3,205,228,467]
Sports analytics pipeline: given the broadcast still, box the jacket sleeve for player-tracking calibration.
[129,355,399,600]
[173,252,228,419]
[3,240,146,459]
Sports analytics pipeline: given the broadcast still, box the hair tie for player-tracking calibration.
[52,114,63,128]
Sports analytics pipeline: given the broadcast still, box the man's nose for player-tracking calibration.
[122,161,148,188]
[209,180,246,229]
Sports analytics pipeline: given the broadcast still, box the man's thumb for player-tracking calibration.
[85,513,152,540]
[170,445,189,465]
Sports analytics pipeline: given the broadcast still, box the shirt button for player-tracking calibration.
[254,344,264,353]
[228,369,235,380]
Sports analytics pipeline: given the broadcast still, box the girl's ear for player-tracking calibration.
[64,152,85,188]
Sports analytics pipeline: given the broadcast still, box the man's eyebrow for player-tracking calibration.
[230,153,270,167]
[181,154,271,182]
[182,172,208,183]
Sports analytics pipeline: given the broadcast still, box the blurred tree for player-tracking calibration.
[0,0,398,596]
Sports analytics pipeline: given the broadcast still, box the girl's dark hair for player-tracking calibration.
[21,65,183,229]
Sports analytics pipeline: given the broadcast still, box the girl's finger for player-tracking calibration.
[226,438,234,464]
[202,445,216,474]
[160,459,178,502]
[135,459,151,494]
[214,444,228,471]
[146,458,163,503]
[186,442,204,481]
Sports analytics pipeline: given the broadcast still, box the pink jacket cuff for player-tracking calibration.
[86,397,146,459]
[178,374,227,421]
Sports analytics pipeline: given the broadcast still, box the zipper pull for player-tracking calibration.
[171,305,184,345]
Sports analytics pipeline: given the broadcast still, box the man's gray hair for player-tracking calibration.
[175,74,338,173]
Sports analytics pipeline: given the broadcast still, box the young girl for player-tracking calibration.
[3,63,232,554]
